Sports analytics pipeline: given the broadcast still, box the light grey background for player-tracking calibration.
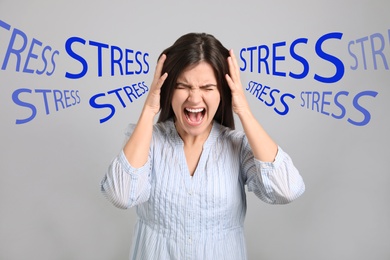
[1,0,389,259]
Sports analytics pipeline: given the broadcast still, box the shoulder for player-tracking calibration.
[153,119,175,136]
[210,123,250,161]
[217,123,245,139]
[213,122,247,146]
[123,120,174,137]
[124,123,137,137]
[152,119,181,145]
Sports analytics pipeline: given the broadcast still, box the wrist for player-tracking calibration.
[236,108,253,121]
[140,107,157,122]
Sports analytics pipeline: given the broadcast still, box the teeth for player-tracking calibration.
[186,108,204,113]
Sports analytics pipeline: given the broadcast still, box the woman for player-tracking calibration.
[101,32,305,260]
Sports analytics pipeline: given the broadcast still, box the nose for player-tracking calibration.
[187,88,202,103]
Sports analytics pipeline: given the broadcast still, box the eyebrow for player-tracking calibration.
[175,82,217,88]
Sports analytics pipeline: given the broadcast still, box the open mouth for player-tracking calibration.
[184,108,206,124]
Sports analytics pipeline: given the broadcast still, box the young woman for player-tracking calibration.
[101,32,305,260]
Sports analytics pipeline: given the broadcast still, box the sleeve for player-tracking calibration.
[100,124,152,209]
[242,138,305,204]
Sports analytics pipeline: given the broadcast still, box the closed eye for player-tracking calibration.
[175,82,217,91]
[175,83,190,89]
[201,86,217,92]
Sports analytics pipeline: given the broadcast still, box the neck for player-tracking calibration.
[174,122,213,147]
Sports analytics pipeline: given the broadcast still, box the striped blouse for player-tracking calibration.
[101,119,305,260]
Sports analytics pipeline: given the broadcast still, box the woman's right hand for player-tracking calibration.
[142,54,168,116]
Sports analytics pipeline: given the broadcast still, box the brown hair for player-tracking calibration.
[157,32,235,129]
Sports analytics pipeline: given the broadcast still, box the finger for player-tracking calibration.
[227,56,239,86]
[225,73,236,92]
[148,55,167,94]
[152,54,167,84]
[227,58,238,84]
[229,49,240,73]
[227,56,236,81]
[156,72,168,90]
[228,49,240,81]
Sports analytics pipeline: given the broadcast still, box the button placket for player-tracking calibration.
[184,187,195,259]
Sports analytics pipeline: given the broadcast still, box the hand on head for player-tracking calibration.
[143,54,168,116]
[225,49,250,116]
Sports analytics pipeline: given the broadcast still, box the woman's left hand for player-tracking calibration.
[225,50,278,161]
[225,49,251,116]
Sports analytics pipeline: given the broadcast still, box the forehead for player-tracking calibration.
[177,62,217,83]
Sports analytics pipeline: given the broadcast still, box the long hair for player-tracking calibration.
[157,32,235,129]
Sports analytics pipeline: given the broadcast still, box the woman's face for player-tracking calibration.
[171,61,221,139]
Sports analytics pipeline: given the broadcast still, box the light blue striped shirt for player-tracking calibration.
[101,119,305,260]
